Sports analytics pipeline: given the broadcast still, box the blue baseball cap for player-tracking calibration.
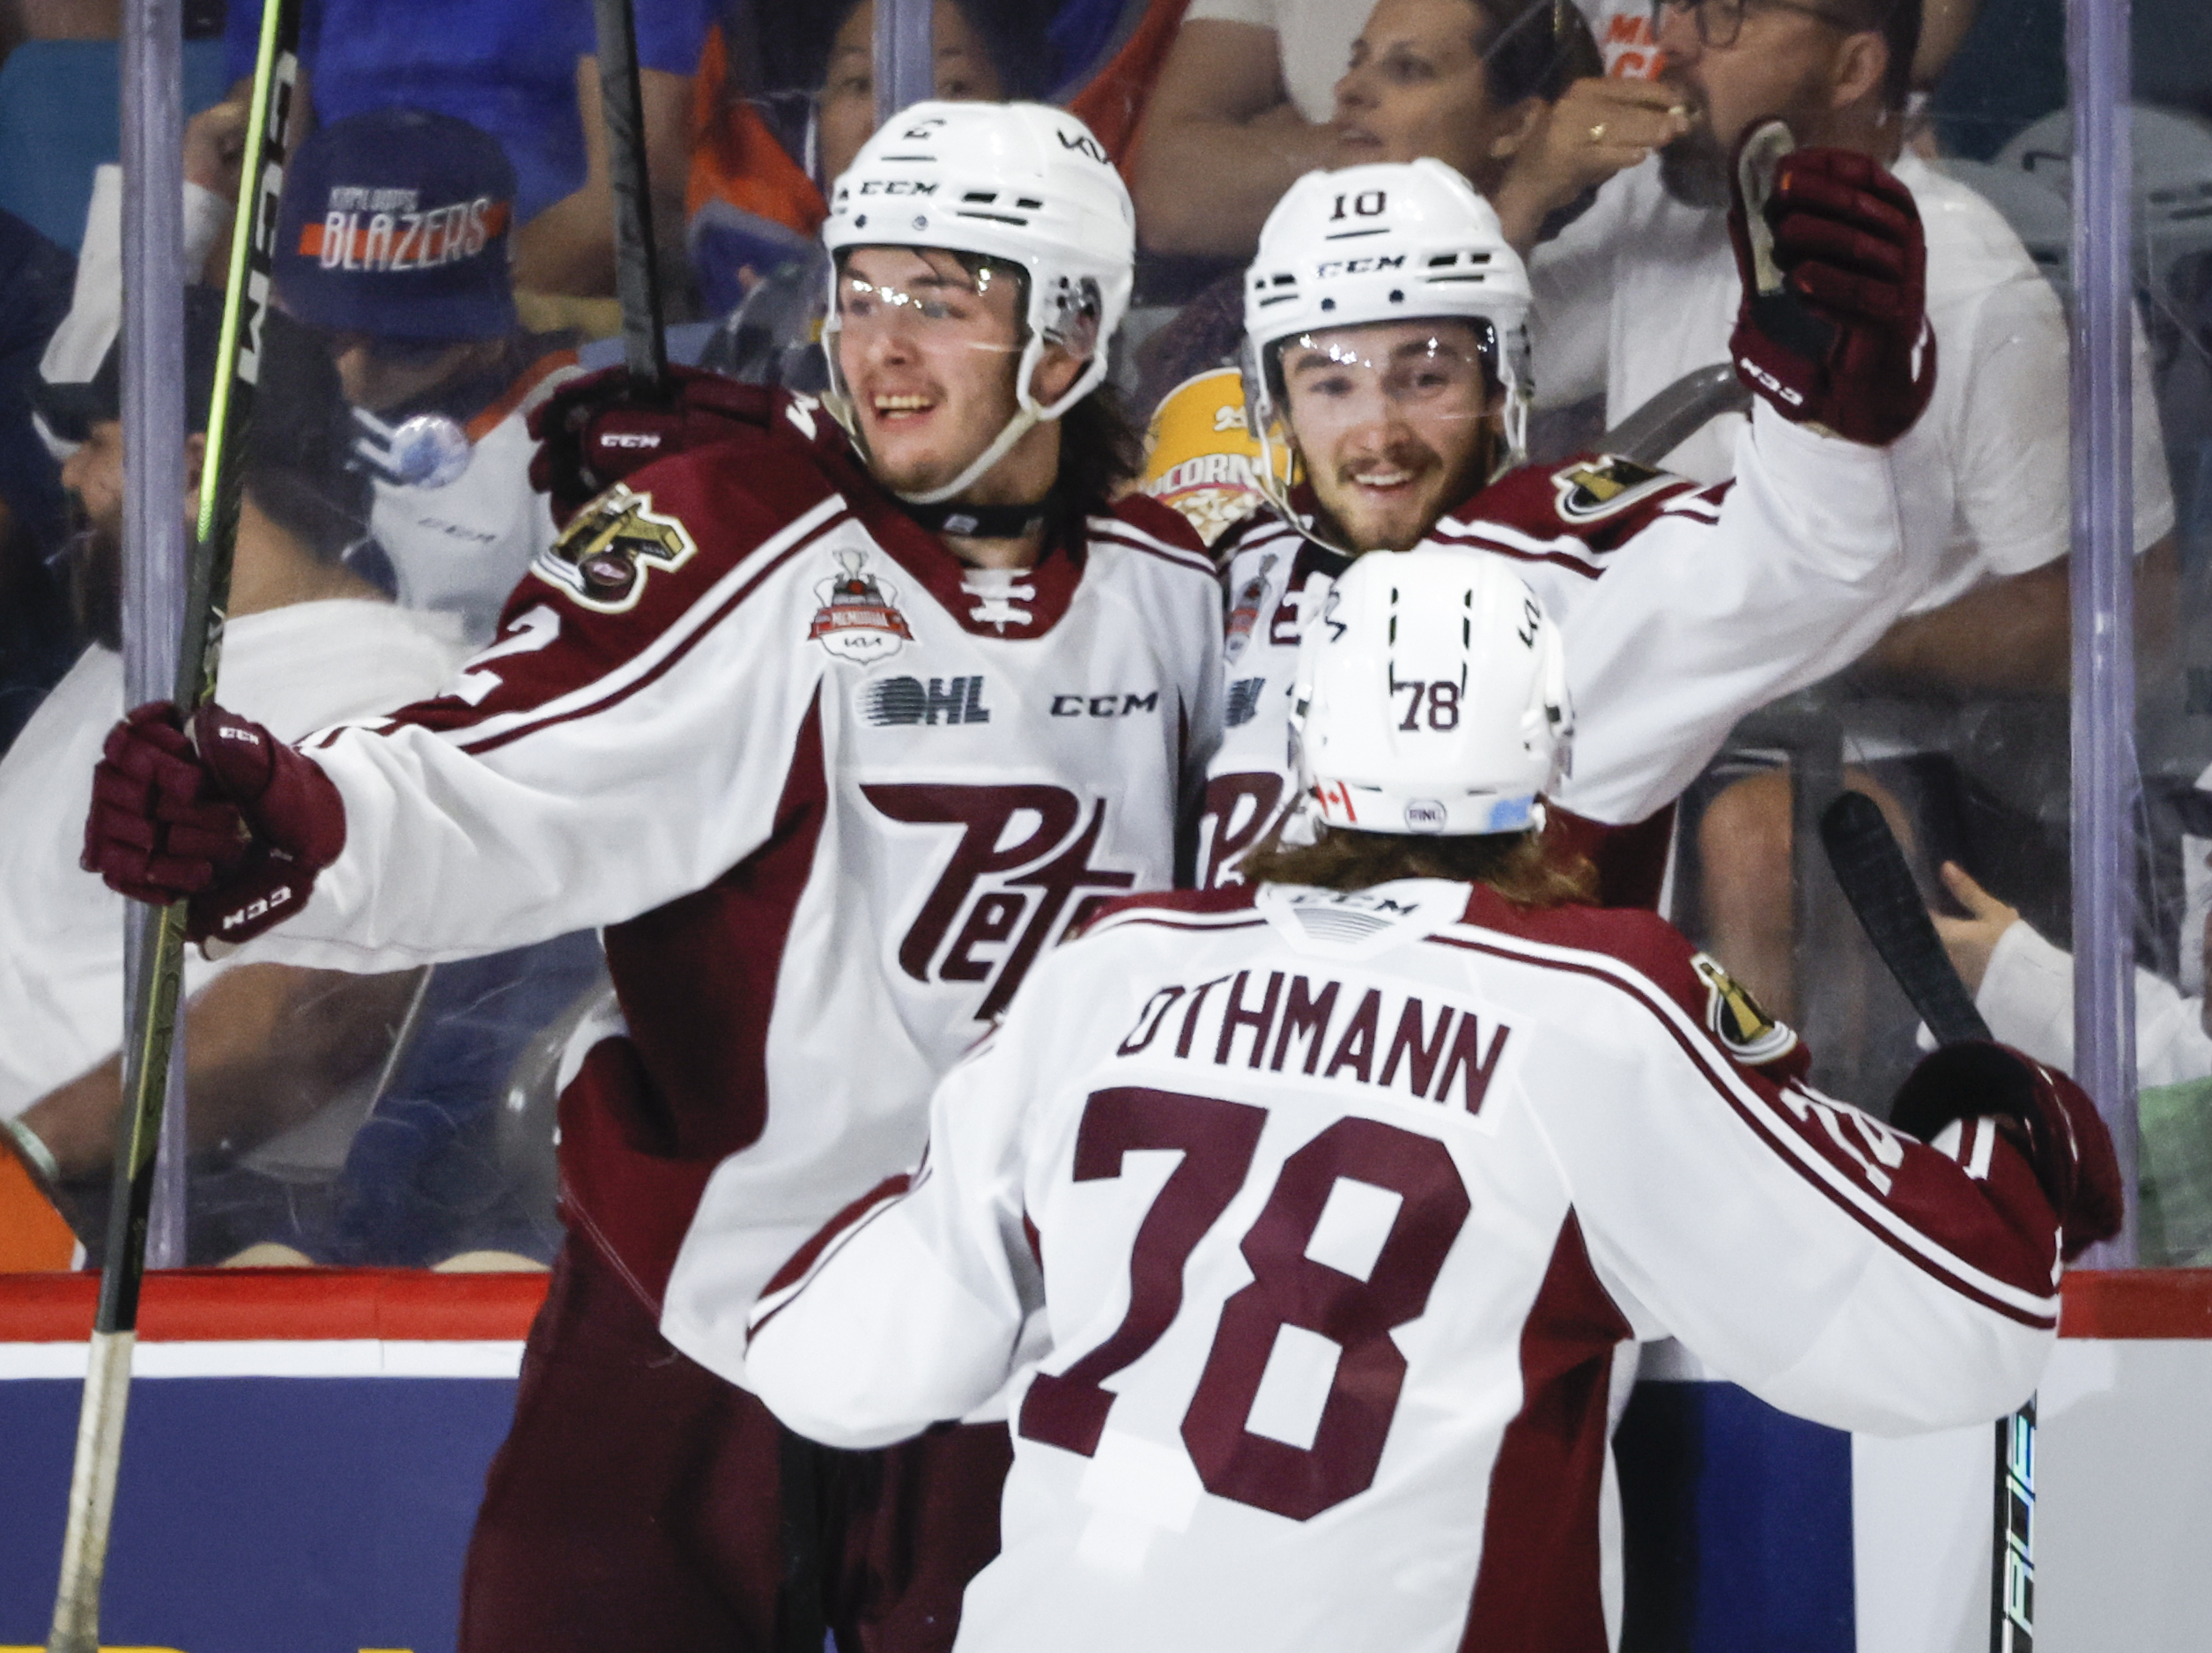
[277,107,519,343]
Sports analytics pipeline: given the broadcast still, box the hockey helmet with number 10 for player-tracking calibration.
[1291,547,1571,838]
[820,100,1136,503]
[1244,160,1535,516]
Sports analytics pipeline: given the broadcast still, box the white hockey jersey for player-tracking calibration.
[243,389,1224,1311]
[735,878,2065,1653]
[1199,405,1927,900]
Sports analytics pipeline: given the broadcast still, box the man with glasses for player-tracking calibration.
[1522,0,2175,1020]
[272,108,586,642]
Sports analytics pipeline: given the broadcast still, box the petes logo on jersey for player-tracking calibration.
[1690,952,1799,1064]
[810,549,915,663]
[1552,455,1674,523]
[864,782,1136,1020]
[532,484,696,613]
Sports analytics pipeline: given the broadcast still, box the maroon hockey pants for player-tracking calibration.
[458,1236,1014,1653]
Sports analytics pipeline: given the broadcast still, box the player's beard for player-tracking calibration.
[57,492,124,653]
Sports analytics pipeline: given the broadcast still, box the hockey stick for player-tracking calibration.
[590,0,668,389]
[1816,792,2036,1653]
[44,5,303,1649]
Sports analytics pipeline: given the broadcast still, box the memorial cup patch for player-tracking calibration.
[810,549,915,663]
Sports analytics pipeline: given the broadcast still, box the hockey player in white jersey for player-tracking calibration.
[727,550,2121,1653]
[1201,140,1943,902]
[83,102,1221,1653]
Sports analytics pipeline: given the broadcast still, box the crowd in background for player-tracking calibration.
[1,0,2210,1273]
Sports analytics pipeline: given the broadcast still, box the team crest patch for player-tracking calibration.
[532,484,696,613]
[1552,455,1674,523]
[810,549,914,663]
[1690,953,1799,1064]
[1224,552,1277,664]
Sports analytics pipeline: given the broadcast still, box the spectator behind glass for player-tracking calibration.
[695,0,1095,384]
[1525,0,2174,1034]
[270,108,584,642]
[1129,0,1602,411]
[0,207,76,759]
[218,0,713,300]
[685,0,1034,320]
[1132,0,1628,259]
[0,295,470,1264]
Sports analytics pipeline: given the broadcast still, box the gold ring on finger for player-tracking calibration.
[1589,122,1609,144]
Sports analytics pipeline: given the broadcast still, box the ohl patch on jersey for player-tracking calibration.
[1552,455,1673,523]
[532,484,697,613]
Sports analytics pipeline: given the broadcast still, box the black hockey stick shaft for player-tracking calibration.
[1815,792,2035,1653]
[46,5,304,1649]
[591,0,668,390]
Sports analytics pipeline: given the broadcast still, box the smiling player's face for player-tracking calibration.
[833,245,1030,498]
[1280,318,1500,553]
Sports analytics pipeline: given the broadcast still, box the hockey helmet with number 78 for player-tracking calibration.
[820,100,1136,504]
[1291,547,1571,838]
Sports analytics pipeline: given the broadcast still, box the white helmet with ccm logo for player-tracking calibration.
[1244,159,1535,490]
[821,100,1136,502]
[1291,546,1571,837]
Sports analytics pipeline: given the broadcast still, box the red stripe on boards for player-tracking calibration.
[2060,1269,2212,1338]
[0,1268,548,1343]
[1459,1215,1634,1652]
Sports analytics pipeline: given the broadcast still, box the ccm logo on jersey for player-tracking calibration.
[1552,455,1677,523]
[1118,970,1513,1116]
[862,676,990,726]
[1051,691,1159,718]
[531,484,698,614]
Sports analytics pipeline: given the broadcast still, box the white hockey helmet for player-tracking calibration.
[1290,546,1572,838]
[820,100,1136,503]
[1243,159,1535,527]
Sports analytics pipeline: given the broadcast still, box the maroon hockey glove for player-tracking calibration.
[84,702,346,946]
[1727,121,1935,447]
[528,363,771,526]
[1889,1042,2124,1262]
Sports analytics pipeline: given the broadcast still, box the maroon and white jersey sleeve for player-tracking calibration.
[738,878,2060,1653]
[1434,404,1926,826]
